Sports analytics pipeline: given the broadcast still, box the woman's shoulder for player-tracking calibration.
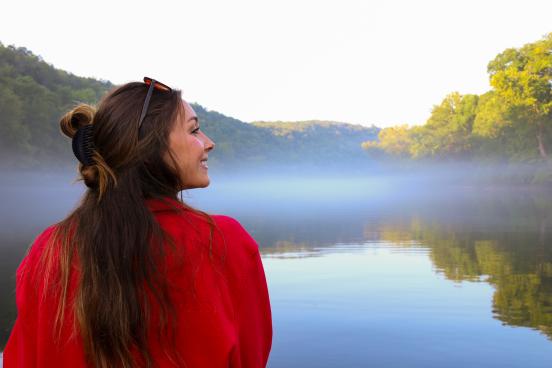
[13,224,58,299]
[145,197,260,257]
[22,225,57,265]
[211,215,260,257]
[211,215,245,235]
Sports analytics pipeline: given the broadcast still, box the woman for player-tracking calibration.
[3,78,272,367]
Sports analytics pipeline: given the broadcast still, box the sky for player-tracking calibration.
[1,0,551,127]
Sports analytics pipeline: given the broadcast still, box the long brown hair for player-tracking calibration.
[38,82,212,367]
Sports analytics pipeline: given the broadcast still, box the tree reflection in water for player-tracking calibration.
[248,188,552,341]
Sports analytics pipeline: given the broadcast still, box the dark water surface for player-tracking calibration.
[1,172,552,367]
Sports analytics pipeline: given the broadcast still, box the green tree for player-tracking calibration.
[0,84,29,154]
[362,125,413,158]
[473,91,512,139]
[488,33,552,160]
[410,92,479,158]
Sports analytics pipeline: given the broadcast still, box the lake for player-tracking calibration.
[1,171,552,367]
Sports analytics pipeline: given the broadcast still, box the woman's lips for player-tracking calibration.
[200,159,208,169]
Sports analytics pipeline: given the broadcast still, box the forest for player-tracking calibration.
[1,33,551,181]
[363,33,552,166]
[0,42,378,170]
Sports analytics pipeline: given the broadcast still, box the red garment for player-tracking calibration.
[4,197,272,367]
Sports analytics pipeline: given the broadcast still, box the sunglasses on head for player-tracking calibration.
[138,76,173,133]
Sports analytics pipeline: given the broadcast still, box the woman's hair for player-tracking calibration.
[37,82,214,368]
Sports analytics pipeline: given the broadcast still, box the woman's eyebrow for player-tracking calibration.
[188,116,199,124]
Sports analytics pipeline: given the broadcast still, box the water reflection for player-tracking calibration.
[264,243,552,368]
[1,173,552,366]
[202,185,552,343]
[375,218,552,342]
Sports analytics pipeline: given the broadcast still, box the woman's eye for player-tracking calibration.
[192,127,200,135]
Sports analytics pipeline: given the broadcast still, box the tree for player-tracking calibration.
[362,125,413,158]
[0,84,29,154]
[473,91,512,139]
[410,92,479,159]
[488,33,552,160]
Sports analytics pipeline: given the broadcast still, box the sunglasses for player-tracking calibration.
[138,76,173,133]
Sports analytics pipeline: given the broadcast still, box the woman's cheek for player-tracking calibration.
[192,136,205,148]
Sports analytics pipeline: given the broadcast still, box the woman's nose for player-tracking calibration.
[204,134,215,151]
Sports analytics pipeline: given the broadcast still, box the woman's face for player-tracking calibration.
[165,100,215,190]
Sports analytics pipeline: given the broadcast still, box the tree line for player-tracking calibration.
[0,42,378,170]
[363,33,552,165]
[0,43,112,166]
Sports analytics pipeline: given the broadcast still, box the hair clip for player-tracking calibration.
[72,125,95,166]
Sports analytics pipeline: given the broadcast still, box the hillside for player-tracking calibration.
[0,42,379,169]
[252,120,378,163]
[0,43,112,166]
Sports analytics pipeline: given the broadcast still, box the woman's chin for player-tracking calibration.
[198,179,210,188]
[181,177,210,190]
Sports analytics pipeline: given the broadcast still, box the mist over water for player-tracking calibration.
[2,165,552,367]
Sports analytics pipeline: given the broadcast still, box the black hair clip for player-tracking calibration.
[72,125,95,166]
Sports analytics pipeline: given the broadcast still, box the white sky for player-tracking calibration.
[2,0,551,127]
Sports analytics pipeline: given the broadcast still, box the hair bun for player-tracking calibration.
[81,165,99,189]
[60,104,96,138]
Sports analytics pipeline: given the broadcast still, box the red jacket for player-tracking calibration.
[4,197,272,367]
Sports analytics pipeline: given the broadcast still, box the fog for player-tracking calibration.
[2,163,549,304]
[1,162,550,251]
[3,164,552,362]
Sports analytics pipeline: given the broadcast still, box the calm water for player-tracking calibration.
[1,171,552,367]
